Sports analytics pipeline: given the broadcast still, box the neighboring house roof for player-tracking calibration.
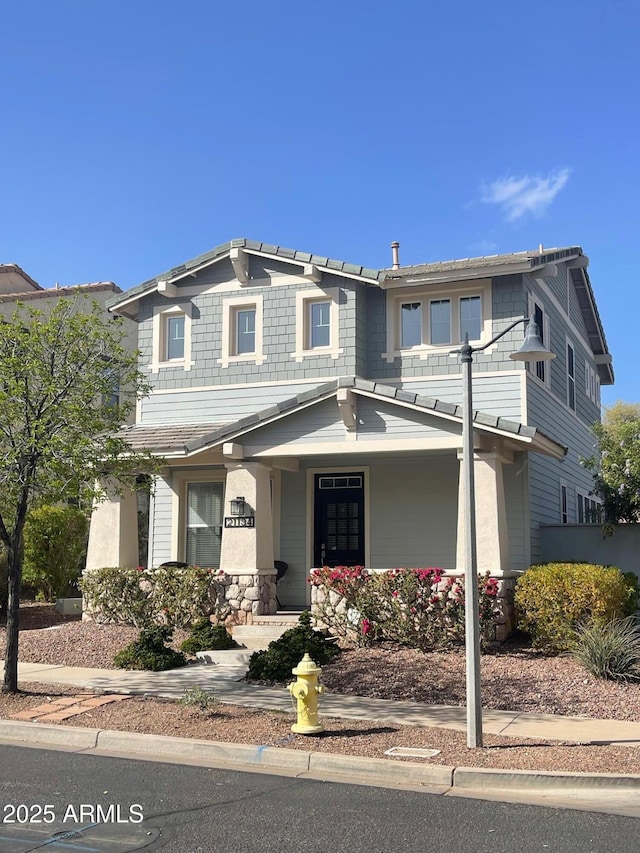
[117,376,567,460]
[0,264,43,294]
[0,281,121,303]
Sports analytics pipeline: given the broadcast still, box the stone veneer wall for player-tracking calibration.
[311,572,516,642]
[217,571,278,625]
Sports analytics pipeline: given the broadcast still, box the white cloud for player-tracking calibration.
[480,169,570,221]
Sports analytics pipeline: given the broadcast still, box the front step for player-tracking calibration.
[231,613,304,651]
[195,648,253,666]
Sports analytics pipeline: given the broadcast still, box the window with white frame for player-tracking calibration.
[400,302,422,347]
[185,482,224,566]
[560,483,568,524]
[585,359,599,405]
[235,307,256,355]
[219,295,264,368]
[567,341,576,411]
[151,304,193,372]
[459,295,482,342]
[533,302,547,383]
[293,288,341,361]
[384,281,490,360]
[308,300,331,348]
[166,315,185,361]
[576,490,602,524]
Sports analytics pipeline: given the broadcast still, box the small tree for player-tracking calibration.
[0,298,155,692]
[585,401,640,523]
[22,505,89,601]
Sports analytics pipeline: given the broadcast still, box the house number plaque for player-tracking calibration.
[224,517,255,528]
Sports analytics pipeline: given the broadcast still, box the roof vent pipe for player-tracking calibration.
[538,243,544,254]
[391,241,400,270]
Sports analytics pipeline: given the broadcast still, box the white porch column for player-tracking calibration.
[456,450,509,575]
[219,461,274,573]
[86,482,139,570]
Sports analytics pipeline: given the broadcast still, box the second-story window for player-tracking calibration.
[401,302,422,347]
[309,300,331,348]
[567,342,575,410]
[166,315,185,361]
[235,308,256,354]
[460,296,482,342]
[430,299,451,344]
[533,302,546,383]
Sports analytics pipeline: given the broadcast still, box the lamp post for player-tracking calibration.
[455,315,555,748]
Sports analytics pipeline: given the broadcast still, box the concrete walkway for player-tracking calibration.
[10,660,640,747]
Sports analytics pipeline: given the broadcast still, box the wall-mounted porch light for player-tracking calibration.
[230,496,246,516]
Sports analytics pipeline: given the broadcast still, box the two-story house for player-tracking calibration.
[85,239,613,622]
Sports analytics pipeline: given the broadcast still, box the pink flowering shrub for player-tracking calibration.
[309,566,500,651]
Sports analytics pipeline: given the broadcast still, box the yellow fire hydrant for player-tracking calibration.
[288,653,325,734]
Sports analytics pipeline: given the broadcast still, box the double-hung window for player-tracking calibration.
[429,299,451,345]
[293,288,341,361]
[219,295,264,368]
[166,315,185,361]
[459,296,482,342]
[235,308,256,355]
[309,300,331,349]
[400,302,422,347]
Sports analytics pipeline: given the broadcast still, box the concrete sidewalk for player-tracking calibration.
[10,660,640,747]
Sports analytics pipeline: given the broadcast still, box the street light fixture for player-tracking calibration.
[454,315,555,748]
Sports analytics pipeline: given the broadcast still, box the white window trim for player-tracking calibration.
[170,469,227,564]
[219,294,265,368]
[560,482,568,524]
[576,488,602,524]
[527,294,551,388]
[566,338,576,411]
[151,304,193,373]
[292,287,342,362]
[383,280,492,362]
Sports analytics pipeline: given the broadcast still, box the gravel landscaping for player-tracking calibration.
[1,603,640,775]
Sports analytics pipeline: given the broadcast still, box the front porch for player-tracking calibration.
[86,377,566,622]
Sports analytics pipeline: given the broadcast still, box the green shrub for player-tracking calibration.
[80,565,225,629]
[22,505,88,601]
[179,685,217,711]
[113,625,187,671]
[515,562,631,652]
[180,619,238,654]
[571,617,640,681]
[246,610,340,682]
[80,567,151,628]
[623,572,640,615]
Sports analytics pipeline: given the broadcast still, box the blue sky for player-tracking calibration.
[1,0,637,406]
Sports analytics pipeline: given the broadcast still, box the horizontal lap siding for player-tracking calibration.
[140,382,322,424]
[150,476,174,567]
[527,379,597,563]
[278,470,308,607]
[356,397,461,439]
[369,456,459,569]
[398,372,523,421]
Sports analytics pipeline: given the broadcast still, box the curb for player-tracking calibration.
[2,720,640,793]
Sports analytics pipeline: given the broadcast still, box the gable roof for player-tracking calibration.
[106,239,612,381]
[118,376,567,460]
[108,238,384,316]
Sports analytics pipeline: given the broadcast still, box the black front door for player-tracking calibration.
[313,472,365,567]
